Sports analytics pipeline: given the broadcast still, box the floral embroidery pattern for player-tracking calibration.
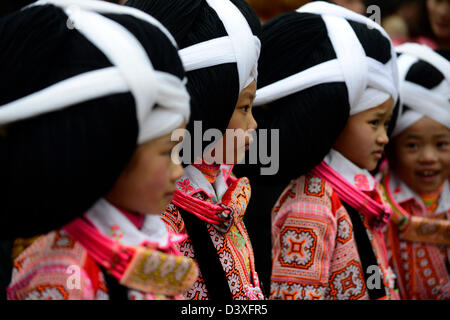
[185,280,208,300]
[177,178,194,193]
[209,228,224,251]
[304,175,325,197]
[336,216,352,244]
[219,250,234,273]
[109,225,124,241]
[354,174,370,191]
[271,281,327,300]
[228,272,241,295]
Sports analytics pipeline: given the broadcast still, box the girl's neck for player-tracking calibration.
[116,206,146,230]
[419,183,445,213]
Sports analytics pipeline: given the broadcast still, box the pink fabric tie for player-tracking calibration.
[312,161,393,228]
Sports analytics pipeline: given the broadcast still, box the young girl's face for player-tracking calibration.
[391,117,450,195]
[210,80,257,164]
[427,0,450,42]
[106,124,185,214]
[333,97,394,171]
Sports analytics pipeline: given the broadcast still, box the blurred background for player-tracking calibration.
[1,1,449,49]
[246,0,449,49]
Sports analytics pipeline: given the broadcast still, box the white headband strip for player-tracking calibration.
[178,0,260,91]
[322,15,367,109]
[27,0,177,47]
[393,43,450,136]
[180,37,236,72]
[0,68,126,124]
[1,0,190,144]
[255,1,398,114]
[254,60,344,106]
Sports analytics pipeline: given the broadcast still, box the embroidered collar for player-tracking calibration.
[84,198,182,249]
[63,198,198,296]
[389,171,450,215]
[177,164,233,203]
[172,164,236,233]
[324,149,377,192]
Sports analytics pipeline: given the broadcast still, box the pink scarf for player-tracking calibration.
[312,161,393,229]
[62,203,199,296]
[172,165,236,233]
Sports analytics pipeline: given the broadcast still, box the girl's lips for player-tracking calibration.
[415,170,440,184]
[372,151,383,159]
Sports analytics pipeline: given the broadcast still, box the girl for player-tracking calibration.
[242,2,400,300]
[127,0,264,300]
[380,43,450,300]
[3,0,196,300]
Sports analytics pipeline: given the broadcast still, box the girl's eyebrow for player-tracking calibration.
[404,133,450,140]
[374,111,390,118]
[404,134,422,139]
[435,133,450,139]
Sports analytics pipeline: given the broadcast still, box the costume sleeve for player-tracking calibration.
[7,257,97,300]
[270,196,337,300]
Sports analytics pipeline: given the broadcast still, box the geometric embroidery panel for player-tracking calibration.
[279,227,317,269]
[329,260,366,300]
[304,175,325,198]
[336,216,353,244]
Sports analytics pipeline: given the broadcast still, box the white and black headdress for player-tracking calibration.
[127,0,261,136]
[394,42,450,136]
[0,0,190,143]
[255,1,398,114]
[0,0,190,238]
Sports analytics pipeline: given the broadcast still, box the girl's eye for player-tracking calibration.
[369,119,379,126]
[406,143,418,150]
[240,105,250,113]
[437,141,449,149]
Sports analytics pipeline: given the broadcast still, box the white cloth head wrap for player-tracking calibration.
[178,0,261,92]
[0,0,190,144]
[254,1,398,116]
[393,42,450,136]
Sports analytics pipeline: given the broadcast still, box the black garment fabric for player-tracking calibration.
[177,206,233,300]
[0,239,13,300]
[102,268,128,300]
[342,202,387,300]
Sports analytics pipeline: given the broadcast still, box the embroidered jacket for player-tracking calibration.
[382,171,450,300]
[161,164,264,300]
[270,150,398,300]
[7,212,190,300]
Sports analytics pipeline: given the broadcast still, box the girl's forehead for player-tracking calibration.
[405,116,450,134]
[352,97,395,119]
[399,117,450,137]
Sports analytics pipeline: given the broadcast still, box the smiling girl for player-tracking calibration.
[380,43,450,300]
